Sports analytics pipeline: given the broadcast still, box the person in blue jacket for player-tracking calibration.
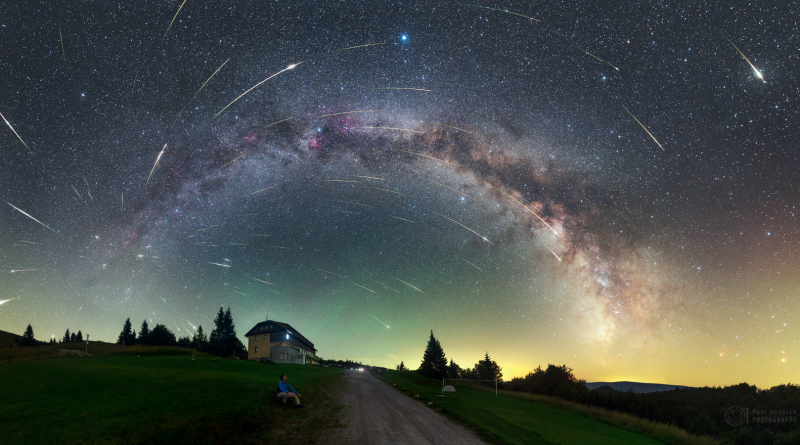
[277,374,303,407]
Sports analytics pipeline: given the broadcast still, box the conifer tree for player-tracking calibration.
[63,329,71,343]
[76,331,83,342]
[117,317,135,345]
[21,324,35,346]
[420,330,448,379]
[139,320,150,345]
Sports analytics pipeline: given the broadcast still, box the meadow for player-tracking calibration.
[373,370,719,445]
[0,350,343,445]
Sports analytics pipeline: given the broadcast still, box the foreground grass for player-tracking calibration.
[374,370,717,445]
[0,354,343,445]
[0,340,195,363]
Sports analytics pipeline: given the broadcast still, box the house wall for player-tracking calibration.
[271,346,306,364]
[248,335,271,359]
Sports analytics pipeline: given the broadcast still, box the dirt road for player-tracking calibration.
[319,370,486,445]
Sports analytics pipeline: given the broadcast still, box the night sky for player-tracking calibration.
[1,1,797,387]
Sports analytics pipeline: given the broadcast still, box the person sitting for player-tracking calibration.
[277,374,302,407]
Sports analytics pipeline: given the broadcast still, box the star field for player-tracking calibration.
[0,1,797,386]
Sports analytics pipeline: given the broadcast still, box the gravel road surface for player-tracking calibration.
[319,370,486,445]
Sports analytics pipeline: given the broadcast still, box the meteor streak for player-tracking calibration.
[72,186,82,199]
[349,176,385,181]
[429,209,493,245]
[368,314,390,328]
[432,181,479,202]
[186,320,197,330]
[249,277,274,285]
[353,126,424,134]
[0,110,32,152]
[10,269,38,273]
[317,110,377,118]
[83,177,94,201]
[539,239,562,262]
[623,106,665,151]
[164,0,188,39]
[214,63,302,117]
[721,32,765,82]
[430,122,473,134]
[350,282,376,293]
[390,216,416,224]
[390,276,425,294]
[217,151,250,170]
[337,43,385,51]
[370,279,400,293]
[146,144,167,185]
[365,186,402,195]
[209,262,231,268]
[234,290,249,297]
[468,5,540,22]
[5,201,60,235]
[318,268,345,278]
[488,184,561,238]
[0,297,20,305]
[573,45,620,71]
[335,201,375,209]
[456,256,482,272]
[160,296,167,303]
[194,59,229,98]
[265,117,293,128]
[370,87,432,92]
[59,24,65,61]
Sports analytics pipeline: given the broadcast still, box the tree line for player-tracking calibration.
[12,324,85,346]
[402,330,503,381]
[116,307,245,356]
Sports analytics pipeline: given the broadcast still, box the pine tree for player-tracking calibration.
[420,330,448,379]
[117,317,135,345]
[396,361,408,371]
[139,320,150,345]
[76,331,83,342]
[210,307,225,355]
[70,333,76,342]
[195,325,207,351]
[63,329,71,343]
[21,324,35,346]
[448,358,462,378]
[475,352,503,381]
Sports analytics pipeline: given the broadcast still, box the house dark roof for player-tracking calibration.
[244,320,315,349]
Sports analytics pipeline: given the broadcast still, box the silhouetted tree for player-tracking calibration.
[138,320,150,345]
[20,324,35,346]
[396,361,408,371]
[210,307,243,356]
[70,332,76,342]
[117,317,136,345]
[76,331,83,342]
[419,330,448,379]
[148,324,176,346]
[194,325,207,351]
[475,352,503,381]
[63,329,71,343]
[448,358,462,378]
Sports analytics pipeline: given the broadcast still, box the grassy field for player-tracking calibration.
[0,353,344,445]
[373,370,718,445]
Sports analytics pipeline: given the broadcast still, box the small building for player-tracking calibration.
[244,320,318,364]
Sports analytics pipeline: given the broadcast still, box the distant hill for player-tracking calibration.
[586,381,692,393]
[0,329,21,346]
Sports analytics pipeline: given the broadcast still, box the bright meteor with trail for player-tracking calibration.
[623,106,665,151]
[146,144,167,185]
[721,32,765,82]
[214,63,301,117]
[0,110,32,152]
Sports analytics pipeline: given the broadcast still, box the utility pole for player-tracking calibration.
[85,334,90,354]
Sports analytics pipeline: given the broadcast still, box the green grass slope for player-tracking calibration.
[374,370,710,445]
[0,355,343,445]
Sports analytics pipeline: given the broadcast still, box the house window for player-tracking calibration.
[264,335,267,340]
[253,336,257,341]
[254,347,258,353]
